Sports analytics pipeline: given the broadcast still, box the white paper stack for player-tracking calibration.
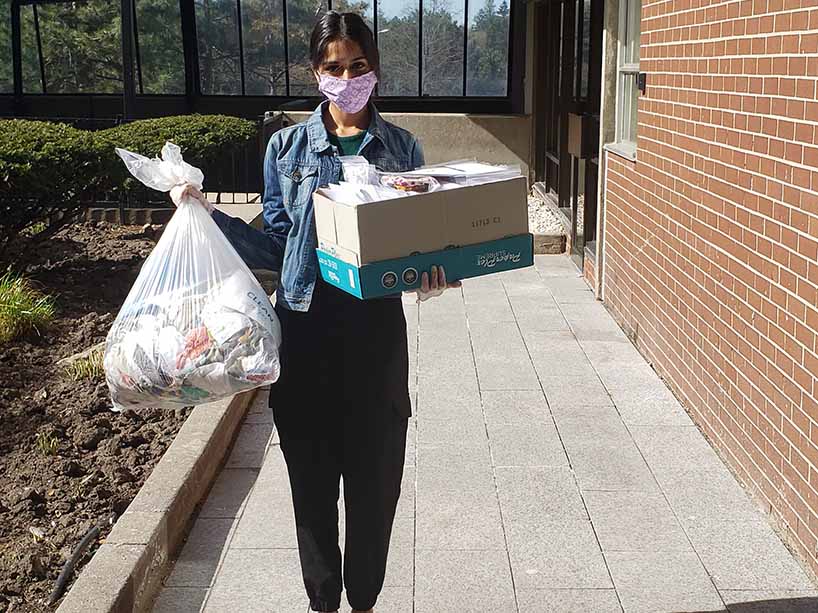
[401,160,523,186]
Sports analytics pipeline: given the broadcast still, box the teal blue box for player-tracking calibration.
[317,234,534,299]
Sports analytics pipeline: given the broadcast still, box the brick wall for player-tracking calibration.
[602,0,818,577]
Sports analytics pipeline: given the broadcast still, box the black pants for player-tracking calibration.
[270,280,411,612]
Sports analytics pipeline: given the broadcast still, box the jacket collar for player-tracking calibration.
[306,100,388,153]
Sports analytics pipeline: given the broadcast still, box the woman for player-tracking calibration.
[173,11,457,613]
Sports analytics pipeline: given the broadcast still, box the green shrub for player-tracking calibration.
[0,119,104,247]
[0,270,56,343]
[95,114,258,195]
[0,115,258,248]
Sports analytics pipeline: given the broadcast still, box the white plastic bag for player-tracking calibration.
[104,142,281,410]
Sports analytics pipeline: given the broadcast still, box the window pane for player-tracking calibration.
[617,72,638,144]
[580,0,590,98]
[422,0,464,96]
[333,0,373,29]
[377,0,419,96]
[286,0,327,96]
[466,0,509,96]
[626,0,640,66]
[242,0,287,95]
[196,0,241,95]
[136,0,184,94]
[0,0,11,93]
[27,2,124,94]
[18,5,41,93]
[628,72,638,141]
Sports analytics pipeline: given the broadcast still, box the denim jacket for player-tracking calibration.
[212,101,424,312]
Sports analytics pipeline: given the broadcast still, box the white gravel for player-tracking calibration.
[528,195,565,236]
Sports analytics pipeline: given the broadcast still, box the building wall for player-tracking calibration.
[284,112,535,180]
[602,0,818,576]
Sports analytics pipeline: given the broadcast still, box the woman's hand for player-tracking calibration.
[169,183,214,213]
[415,265,461,302]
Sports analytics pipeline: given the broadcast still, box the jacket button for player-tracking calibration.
[292,170,302,181]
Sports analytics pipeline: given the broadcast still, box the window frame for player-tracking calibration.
[5,0,527,117]
[613,0,640,158]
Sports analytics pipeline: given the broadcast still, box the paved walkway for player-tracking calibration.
[152,255,818,613]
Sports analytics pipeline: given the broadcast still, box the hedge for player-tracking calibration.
[0,119,103,249]
[95,114,258,195]
[0,114,258,251]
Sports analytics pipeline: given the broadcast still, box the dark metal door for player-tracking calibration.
[535,0,604,268]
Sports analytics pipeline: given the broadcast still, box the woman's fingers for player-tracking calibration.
[430,265,439,291]
[421,271,430,294]
[439,265,447,288]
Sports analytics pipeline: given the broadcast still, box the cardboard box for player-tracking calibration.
[313,176,533,298]
[317,234,534,299]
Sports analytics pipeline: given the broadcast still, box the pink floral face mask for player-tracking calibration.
[318,71,378,114]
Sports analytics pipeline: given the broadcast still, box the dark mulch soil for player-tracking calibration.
[0,222,190,613]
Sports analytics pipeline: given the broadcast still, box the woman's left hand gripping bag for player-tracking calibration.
[103,141,282,410]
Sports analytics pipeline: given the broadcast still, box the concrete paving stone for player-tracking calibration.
[606,550,725,613]
[383,546,414,588]
[498,265,543,284]
[614,398,693,426]
[527,341,599,378]
[629,426,764,521]
[719,590,818,612]
[203,549,305,613]
[387,514,415,551]
[628,425,733,477]
[513,306,571,334]
[463,274,506,290]
[465,299,518,323]
[487,420,569,467]
[416,454,495,494]
[395,466,415,517]
[415,549,516,613]
[540,375,614,409]
[418,332,472,358]
[583,491,692,552]
[418,416,488,447]
[481,390,552,424]
[375,587,414,613]
[165,519,235,587]
[604,375,682,412]
[562,304,629,342]
[198,468,259,519]
[470,322,541,390]
[417,438,493,467]
[495,465,588,521]
[416,377,483,420]
[534,255,580,277]
[152,587,208,613]
[683,519,816,590]
[505,518,612,589]
[224,422,274,469]
[230,451,298,549]
[416,489,505,550]
[556,416,659,492]
[404,422,417,467]
[549,290,596,306]
[515,588,622,612]
[578,339,646,369]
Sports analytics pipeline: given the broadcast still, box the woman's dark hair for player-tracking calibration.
[310,11,380,77]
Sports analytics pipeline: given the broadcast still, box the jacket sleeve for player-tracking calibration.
[410,137,425,170]
[211,135,288,272]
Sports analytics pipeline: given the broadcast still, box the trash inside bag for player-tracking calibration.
[104,142,281,410]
